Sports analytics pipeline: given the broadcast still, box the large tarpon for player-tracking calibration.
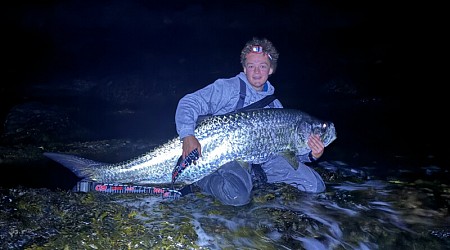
[44,108,337,187]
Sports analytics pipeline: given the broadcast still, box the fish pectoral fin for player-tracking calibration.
[235,160,250,171]
[281,151,299,170]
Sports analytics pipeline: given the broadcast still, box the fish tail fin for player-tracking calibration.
[44,152,105,180]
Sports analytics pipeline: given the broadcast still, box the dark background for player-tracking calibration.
[1,0,447,187]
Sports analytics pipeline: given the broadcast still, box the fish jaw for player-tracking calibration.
[322,122,337,147]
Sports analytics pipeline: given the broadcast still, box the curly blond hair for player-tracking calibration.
[240,37,279,73]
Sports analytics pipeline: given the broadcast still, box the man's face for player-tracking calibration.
[243,52,273,91]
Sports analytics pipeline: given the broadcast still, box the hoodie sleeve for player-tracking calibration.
[296,153,314,163]
[175,76,240,140]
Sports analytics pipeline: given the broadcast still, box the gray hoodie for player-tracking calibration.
[175,72,283,140]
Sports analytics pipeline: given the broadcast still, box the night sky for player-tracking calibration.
[4,1,421,94]
[2,1,447,167]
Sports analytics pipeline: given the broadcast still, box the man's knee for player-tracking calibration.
[263,156,326,193]
[218,170,252,205]
[291,167,326,193]
[217,189,251,206]
[196,161,253,206]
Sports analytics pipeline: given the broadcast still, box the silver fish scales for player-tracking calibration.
[44,108,337,187]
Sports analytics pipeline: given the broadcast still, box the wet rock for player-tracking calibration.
[1,102,92,145]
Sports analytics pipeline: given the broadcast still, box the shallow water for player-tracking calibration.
[113,160,449,250]
[1,156,448,249]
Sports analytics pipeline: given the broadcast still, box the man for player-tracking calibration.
[175,37,326,206]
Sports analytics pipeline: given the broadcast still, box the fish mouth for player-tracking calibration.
[321,122,337,147]
[307,121,337,147]
[298,120,336,143]
[313,122,329,135]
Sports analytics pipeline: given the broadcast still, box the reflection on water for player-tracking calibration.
[118,161,449,250]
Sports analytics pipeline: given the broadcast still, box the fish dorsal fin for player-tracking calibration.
[196,95,277,125]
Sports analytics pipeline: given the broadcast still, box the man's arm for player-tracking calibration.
[175,77,240,158]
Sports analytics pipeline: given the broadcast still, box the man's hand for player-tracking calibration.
[181,135,202,159]
[307,134,324,159]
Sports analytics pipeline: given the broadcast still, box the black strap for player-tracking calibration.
[196,79,277,124]
[235,78,247,110]
[235,78,276,111]
[172,148,200,185]
[237,95,277,112]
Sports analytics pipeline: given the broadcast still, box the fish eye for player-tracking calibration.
[313,122,328,135]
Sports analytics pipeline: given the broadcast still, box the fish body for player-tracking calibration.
[44,108,337,187]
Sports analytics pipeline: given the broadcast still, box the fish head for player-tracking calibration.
[298,119,337,148]
[315,121,337,147]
